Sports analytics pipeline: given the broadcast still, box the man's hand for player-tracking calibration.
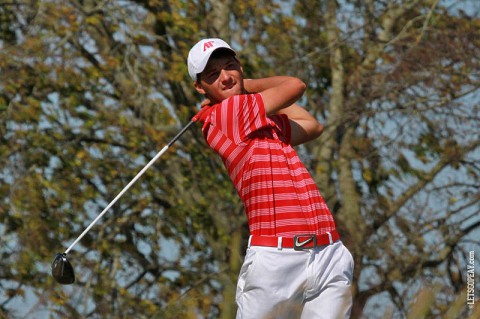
[192,101,214,123]
[200,98,212,108]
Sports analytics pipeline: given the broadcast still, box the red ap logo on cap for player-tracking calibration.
[203,40,215,51]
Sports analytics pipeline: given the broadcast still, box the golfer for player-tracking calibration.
[188,38,354,319]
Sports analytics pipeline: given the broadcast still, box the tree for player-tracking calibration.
[0,0,478,318]
[290,0,480,317]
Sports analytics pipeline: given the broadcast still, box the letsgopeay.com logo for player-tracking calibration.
[466,250,475,308]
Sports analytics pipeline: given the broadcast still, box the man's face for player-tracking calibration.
[194,52,244,104]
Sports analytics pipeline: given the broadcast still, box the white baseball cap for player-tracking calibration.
[187,38,236,81]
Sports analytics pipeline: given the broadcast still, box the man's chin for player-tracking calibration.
[223,87,243,98]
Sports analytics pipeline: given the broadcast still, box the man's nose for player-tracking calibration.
[219,69,232,82]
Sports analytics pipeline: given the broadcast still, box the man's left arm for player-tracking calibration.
[277,103,323,146]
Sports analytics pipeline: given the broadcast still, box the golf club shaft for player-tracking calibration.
[65,120,195,254]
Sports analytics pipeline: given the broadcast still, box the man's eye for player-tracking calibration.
[208,71,219,78]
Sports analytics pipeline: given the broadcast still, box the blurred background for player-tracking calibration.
[0,0,479,318]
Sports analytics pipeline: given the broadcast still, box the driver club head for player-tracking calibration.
[51,253,75,285]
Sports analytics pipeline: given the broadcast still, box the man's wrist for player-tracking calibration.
[243,78,255,93]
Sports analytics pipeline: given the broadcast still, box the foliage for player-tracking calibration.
[0,0,479,318]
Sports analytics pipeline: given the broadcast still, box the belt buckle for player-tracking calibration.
[293,234,317,250]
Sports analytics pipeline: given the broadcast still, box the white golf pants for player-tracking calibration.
[236,240,354,319]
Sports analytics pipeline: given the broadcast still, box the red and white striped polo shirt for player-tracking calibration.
[199,93,336,237]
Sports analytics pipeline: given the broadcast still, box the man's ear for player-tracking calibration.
[194,81,206,95]
[235,56,243,73]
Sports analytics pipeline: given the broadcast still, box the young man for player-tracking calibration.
[188,38,354,319]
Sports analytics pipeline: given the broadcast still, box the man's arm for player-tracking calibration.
[244,78,323,146]
[244,77,306,115]
[277,104,323,146]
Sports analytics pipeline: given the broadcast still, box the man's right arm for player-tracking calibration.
[244,77,323,146]
[277,104,324,146]
[244,77,306,115]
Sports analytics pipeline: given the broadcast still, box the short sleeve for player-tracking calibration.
[213,93,270,143]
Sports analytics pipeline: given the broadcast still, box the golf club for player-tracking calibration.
[52,120,196,285]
